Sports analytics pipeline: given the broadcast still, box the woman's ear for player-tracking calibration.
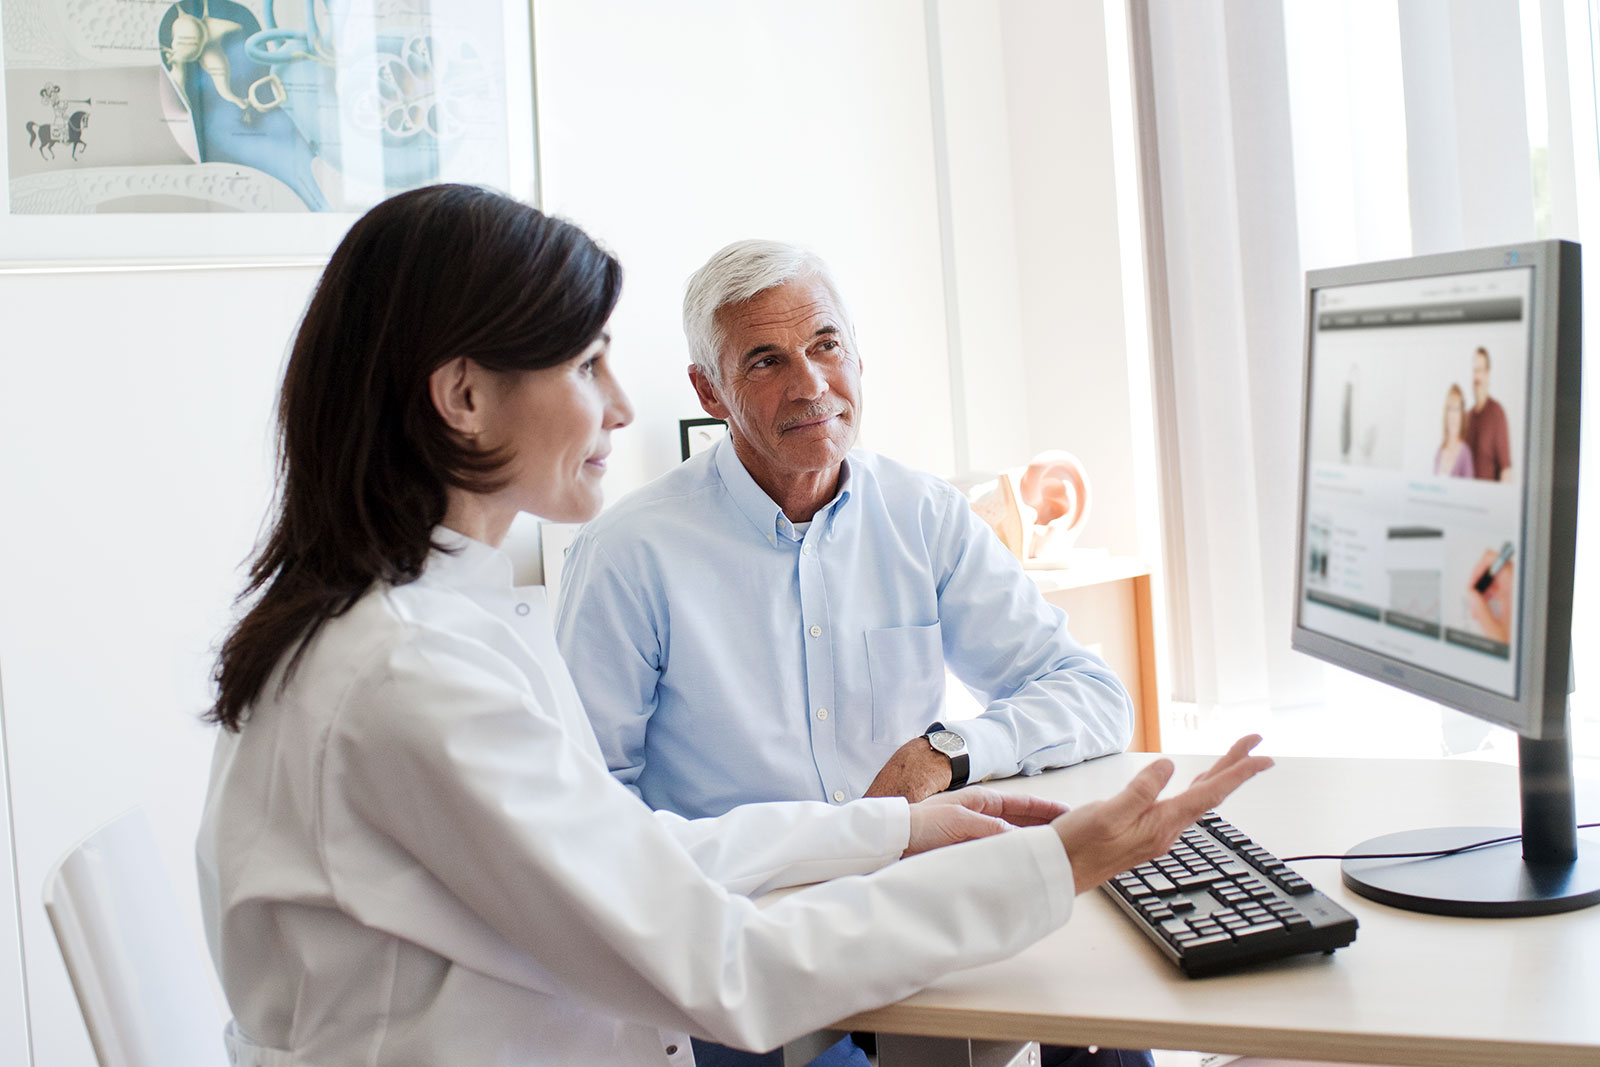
[429,357,488,438]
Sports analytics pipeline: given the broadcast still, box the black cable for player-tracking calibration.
[1282,821,1600,863]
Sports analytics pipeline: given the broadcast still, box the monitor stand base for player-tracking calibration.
[1342,827,1600,917]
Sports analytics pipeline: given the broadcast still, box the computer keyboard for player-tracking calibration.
[1103,811,1358,977]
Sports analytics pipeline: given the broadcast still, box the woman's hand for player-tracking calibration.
[903,786,1070,857]
[1052,735,1273,894]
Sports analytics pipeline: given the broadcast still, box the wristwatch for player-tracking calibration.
[923,721,970,790]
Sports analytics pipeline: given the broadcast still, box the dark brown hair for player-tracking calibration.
[208,184,621,730]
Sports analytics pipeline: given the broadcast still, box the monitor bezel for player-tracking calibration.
[1290,239,1579,740]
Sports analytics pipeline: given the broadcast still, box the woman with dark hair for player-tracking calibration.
[198,183,1269,1067]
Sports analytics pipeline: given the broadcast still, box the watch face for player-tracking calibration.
[928,730,964,755]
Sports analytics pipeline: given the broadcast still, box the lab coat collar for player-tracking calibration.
[424,526,515,590]
[712,435,853,548]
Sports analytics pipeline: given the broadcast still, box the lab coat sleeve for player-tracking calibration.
[932,485,1135,782]
[328,624,1075,1054]
[652,800,910,896]
[554,527,659,795]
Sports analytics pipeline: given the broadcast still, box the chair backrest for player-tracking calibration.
[43,807,225,1067]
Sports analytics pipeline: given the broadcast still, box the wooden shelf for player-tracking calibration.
[1029,557,1161,752]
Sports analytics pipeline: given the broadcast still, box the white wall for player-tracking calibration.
[931,0,1144,555]
[534,0,954,497]
[0,264,320,1066]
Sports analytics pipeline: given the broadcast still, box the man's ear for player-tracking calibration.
[429,356,489,437]
[688,364,731,421]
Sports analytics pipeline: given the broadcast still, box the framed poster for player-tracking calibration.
[0,0,536,266]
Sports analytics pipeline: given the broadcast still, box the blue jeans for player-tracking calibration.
[690,1036,1154,1066]
[689,1035,867,1067]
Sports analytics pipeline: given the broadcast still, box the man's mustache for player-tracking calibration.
[779,405,846,432]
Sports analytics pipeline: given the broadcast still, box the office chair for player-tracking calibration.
[43,806,226,1067]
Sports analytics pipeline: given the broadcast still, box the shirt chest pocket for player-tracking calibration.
[863,622,946,744]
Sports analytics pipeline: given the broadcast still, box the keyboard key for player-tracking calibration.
[1175,871,1225,889]
[1144,873,1178,895]
[1231,920,1287,940]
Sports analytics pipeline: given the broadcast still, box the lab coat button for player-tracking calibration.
[515,602,530,616]
[809,624,822,637]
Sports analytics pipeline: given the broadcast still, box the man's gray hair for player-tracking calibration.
[682,240,854,384]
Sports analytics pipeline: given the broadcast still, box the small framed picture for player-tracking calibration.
[679,418,727,461]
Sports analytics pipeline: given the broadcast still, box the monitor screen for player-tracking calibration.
[1297,265,1532,701]
[1293,242,1594,916]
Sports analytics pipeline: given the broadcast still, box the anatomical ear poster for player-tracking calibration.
[0,0,536,262]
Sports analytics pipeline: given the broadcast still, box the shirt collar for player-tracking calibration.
[712,434,853,547]
[422,525,515,589]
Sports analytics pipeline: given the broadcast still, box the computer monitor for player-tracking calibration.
[1292,238,1599,917]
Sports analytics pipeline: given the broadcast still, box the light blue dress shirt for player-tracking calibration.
[555,437,1134,819]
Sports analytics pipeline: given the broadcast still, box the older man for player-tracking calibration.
[556,240,1145,1067]
[558,238,1134,813]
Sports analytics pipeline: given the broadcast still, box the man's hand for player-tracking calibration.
[1053,735,1273,894]
[903,787,1070,857]
[863,736,952,802]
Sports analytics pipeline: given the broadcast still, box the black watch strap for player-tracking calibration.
[923,721,970,790]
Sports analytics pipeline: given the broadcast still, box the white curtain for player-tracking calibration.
[1141,0,1599,753]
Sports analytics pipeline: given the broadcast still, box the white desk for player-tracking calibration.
[832,754,1600,1066]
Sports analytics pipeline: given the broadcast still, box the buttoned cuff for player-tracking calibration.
[944,716,1020,785]
[873,796,913,861]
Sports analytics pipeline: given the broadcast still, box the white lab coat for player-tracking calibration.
[197,529,1075,1066]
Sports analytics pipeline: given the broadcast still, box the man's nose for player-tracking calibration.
[785,355,830,400]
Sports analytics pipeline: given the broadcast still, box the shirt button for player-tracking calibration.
[816,707,829,720]
[803,543,812,555]
[832,790,846,803]
[809,624,822,637]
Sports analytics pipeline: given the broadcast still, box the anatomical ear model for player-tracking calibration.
[1017,450,1092,562]
[960,451,1094,565]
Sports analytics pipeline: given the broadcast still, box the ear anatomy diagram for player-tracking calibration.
[7,0,511,216]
